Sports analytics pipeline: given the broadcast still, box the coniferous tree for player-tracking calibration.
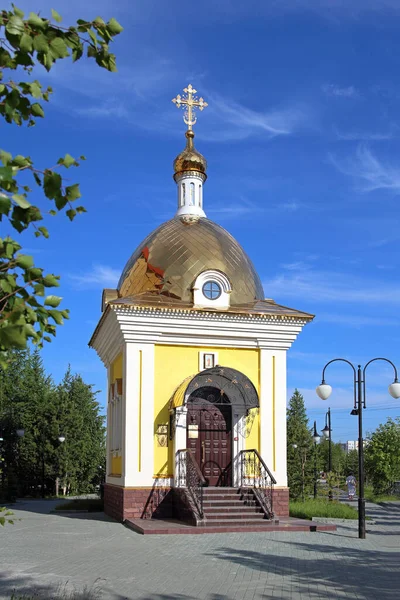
[0,349,105,499]
[286,389,314,500]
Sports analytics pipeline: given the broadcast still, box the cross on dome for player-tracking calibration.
[172,84,208,130]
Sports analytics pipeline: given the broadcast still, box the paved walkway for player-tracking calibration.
[1,499,399,599]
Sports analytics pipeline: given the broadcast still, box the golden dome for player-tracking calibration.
[118,217,264,305]
[173,130,207,181]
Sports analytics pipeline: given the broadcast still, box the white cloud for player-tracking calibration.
[330,145,400,193]
[334,127,396,141]
[70,265,120,288]
[264,264,400,304]
[323,84,358,98]
[281,201,301,212]
[201,94,307,142]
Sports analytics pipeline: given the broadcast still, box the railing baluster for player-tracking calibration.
[238,448,276,520]
[176,449,205,520]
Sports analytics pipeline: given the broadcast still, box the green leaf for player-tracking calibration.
[12,194,31,209]
[20,33,33,53]
[16,254,34,269]
[0,195,11,214]
[31,103,44,118]
[33,33,49,53]
[51,8,62,23]
[29,81,42,99]
[6,15,24,35]
[65,183,81,201]
[43,171,62,199]
[59,153,76,168]
[49,309,64,325]
[44,295,62,307]
[0,150,12,166]
[49,37,69,59]
[12,5,25,18]
[43,274,59,287]
[38,226,49,238]
[28,12,46,29]
[0,166,13,183]
[12,155,30,167]
[0,324,29,349]
[33,172,42,186]
[66,208,76,221]
[107,18,124,34]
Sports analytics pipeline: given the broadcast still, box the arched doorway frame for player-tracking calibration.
[171,366,259,487]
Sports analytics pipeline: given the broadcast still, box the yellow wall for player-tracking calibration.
[153,345,260,476]
[111,353,123,381]
[109,353,123,477]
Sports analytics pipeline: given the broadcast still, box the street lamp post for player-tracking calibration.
[316,357,400,539]
[56,435,65,496]
[321,408,332,500]
[312,421,321,500]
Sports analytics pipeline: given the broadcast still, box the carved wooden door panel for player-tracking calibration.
[186,394,232,486]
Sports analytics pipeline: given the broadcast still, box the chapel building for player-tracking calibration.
[89,85,313,525]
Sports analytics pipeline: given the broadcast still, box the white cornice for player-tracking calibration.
[90,304,310,364]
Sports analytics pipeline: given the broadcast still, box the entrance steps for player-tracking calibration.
[201,487,267,526]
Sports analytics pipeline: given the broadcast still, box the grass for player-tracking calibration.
[364,490,400,503]
[54,498,103,512]
[289,498,358,520]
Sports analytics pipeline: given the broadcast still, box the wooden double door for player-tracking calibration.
[186,387,232,486]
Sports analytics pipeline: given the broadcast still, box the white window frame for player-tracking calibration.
[192,270,232,310]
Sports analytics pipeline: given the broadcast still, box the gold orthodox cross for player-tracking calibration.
[172,84,208,130]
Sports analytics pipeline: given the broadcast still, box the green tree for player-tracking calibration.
[55,368,105,494]
[344,449,359,478]
[287,389,314,500]
[365,418,400,495]
[0,349,105,497]
[318,438,346,475]
[0,6,123,365]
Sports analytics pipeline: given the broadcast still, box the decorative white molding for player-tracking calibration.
[193,270,232,310]
[90,305,309,368]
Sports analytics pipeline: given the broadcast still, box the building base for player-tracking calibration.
[104,483,290,522]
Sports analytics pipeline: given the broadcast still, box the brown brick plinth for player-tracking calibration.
[104,484,172,522]
[272,487,289,517]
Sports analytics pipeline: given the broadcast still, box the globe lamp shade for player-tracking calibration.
[321,425,330,438]
[58,436,66,443]
[316,384,332,400]
[313,434,321,443]
[16,428,25,438]
[388,382,400,399]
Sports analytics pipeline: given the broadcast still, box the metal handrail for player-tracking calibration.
[176,449,205,519]
[238,449,276,519]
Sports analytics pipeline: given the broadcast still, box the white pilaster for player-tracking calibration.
[274,351,287,487]
[259,349,274,472]
[122,342,155,486]
[105,366,112,482]
[260,348,288,487]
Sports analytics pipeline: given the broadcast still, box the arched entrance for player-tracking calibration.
[186,386,232,486]
[170,366,260,488]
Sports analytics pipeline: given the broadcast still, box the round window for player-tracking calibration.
[202,281,221,300]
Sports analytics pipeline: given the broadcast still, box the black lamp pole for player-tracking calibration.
[317,357,400,540]
[327,408,332,474]
[313,421,320,500]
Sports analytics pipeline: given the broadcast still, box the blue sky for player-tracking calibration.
[5,0,400,442]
